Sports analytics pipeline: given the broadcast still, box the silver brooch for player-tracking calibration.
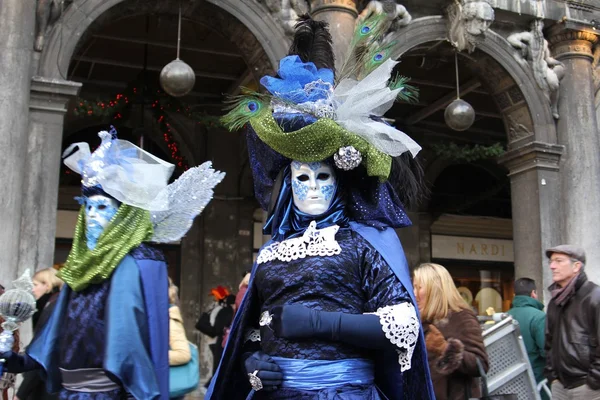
[248,370,263,391]
[259,310,273,327]
[334,146,362,171]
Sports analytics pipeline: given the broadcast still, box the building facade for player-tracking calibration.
[1,0,599,382]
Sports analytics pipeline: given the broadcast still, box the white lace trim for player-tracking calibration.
[244,329,261,343]
[369,303,420,372]
[256,221,341,264]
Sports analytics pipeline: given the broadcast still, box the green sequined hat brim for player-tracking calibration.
[249,112,391,180]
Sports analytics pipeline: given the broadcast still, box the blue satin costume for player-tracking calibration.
[27,244,170,400]
[206,170,435,400]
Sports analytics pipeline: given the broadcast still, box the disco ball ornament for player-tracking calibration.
[444,99,475,131]
[0,269,36,360]
[160,59,196,97]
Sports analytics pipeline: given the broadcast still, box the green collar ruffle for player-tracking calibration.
[58,204,153,292]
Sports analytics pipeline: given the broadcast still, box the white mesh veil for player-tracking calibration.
[332,58,421,157]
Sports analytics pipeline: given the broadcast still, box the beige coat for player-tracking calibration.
[169,306,191,366]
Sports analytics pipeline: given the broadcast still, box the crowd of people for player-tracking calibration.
[2,244,597,400]
[1,5,599,400]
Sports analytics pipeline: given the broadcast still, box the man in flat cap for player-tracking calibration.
[544,245,600,399]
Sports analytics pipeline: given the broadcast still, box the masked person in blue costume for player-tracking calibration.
[207,10,435,400]
[0,127,224,400]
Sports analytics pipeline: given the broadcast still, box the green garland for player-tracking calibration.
[72,87,224,169]
[431,142,505,162]
[73,94,224,128]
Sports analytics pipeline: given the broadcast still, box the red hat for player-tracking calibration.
[210,286,230,301]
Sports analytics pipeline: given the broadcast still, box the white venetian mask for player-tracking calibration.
[84,194,120,249]
[290,161,336,215]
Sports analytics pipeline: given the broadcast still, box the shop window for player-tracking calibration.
[438,260,515,315]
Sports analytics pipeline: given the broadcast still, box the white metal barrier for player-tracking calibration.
[479,315,543,400]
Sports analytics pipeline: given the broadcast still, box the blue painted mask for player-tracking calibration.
[290,161,336,215]
[84,195,119,250]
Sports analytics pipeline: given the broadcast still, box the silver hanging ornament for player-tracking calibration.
[160,4,195,97]
[445,53,475,132]
[160,59,195,97]
[445,99,475,131]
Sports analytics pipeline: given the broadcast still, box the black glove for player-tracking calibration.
[243,351,283,391]
[0,351,39,373]
[270,303,396,349]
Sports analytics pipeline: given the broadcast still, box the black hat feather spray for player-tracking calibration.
[287,15,336,74]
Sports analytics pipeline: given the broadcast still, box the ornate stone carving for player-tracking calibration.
[507,115,533,142]
[35,0,72,52]
[358,1,412,36]
[507,20,565,120]
[548,30,598,59]
[261,0,311,35]
[446,0,495,53]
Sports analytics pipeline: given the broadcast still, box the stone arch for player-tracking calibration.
[422,156,508,211]
[38,0,288,80]
[387,16,558,146]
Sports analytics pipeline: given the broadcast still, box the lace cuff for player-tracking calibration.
[369,302,419,372]
[244,329,261,343]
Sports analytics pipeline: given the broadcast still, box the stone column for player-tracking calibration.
[18,78,81,272]
[499,142,564,302]
[0,0,36,282]
[310,0,358,70]
[418,213,433,264]
[548,27,600,283]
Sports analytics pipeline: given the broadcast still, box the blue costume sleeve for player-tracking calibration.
[350,222,435,400]
[104,255,165,400]
[27,287,70,394]
[136,257,170,399]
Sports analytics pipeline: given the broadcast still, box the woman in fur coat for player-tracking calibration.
[413,263,489,400]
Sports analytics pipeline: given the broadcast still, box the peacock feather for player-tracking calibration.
[388,74,419,104]
[359,41,397,79]
[351,11,389,49]
[337,10,393,82]
[221,91,269,132]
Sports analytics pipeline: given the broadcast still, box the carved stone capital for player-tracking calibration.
[311,0,358,17]
[29,76,81,114]
[498,141,564,177]
[547,25,599,61]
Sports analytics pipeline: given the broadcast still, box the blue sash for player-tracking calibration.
[272,357,374,390]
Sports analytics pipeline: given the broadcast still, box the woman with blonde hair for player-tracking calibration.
[167,278,192,400]
[168,278,191,367]
[413,263,488,400]
[16,268,63,400]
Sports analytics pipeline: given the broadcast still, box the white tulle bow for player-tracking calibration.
[333,59,421,157]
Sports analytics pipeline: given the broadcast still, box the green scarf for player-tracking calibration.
[58,204,154,292]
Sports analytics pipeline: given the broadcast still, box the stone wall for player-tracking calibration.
[178,123,257,384]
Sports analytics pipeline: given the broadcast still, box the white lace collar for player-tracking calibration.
[256,221,341,264]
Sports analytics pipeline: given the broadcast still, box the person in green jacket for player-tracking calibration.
[507,278,548,400]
